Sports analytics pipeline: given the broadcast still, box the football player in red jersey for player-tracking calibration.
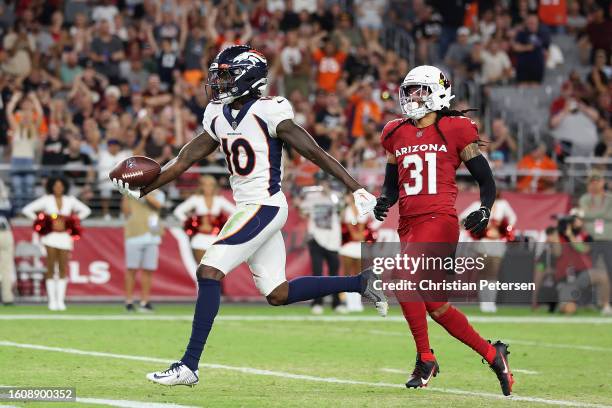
[373,65,514,395]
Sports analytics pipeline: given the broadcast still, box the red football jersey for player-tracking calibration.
[380,116,478,217]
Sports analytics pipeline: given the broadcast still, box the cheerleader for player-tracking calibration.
[173,175,235,262]
[460,192,517,313]
[339,193,381,312]
[22,176,91,311]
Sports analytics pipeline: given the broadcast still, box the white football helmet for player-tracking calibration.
[399,65,455,120]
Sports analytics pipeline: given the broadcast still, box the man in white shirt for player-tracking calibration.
[97,139,131,219]
[299,174,343,314]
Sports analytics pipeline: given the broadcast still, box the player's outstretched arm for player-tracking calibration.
[140,131,219,196]
[461,143,497,233]
[276,119,376,215]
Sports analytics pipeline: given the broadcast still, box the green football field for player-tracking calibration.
[0,303,611,408]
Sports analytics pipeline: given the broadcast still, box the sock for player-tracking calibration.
[431,305,496,364]
[399,301,434,361]
[181,278,221,371]
[285,275,362,305]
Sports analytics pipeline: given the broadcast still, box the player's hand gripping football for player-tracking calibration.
[353,188,377,216]
[112,178,141,200]
[373,197,392,221]
[463,206,491,234]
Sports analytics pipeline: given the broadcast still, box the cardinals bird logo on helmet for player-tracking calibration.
[399,65,455,120]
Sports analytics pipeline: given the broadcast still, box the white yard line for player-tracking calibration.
[380,368,406,374]
[504,338,612,353]
[0,341,609,408]
[367,329,612,353]
[0,314,611,324]
[380,367,540,376]
[513,369,540,375]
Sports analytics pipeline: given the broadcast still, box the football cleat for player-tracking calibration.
[406,351,439,388]
[146,361,199,387]
[487,341,514,396]
[359,269,388,317]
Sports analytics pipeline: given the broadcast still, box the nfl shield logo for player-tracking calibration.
[416,130,424,138]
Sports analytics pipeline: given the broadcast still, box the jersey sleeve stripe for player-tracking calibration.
[254,114,282,196]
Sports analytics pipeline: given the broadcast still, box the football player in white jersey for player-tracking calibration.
[113,45,387,387]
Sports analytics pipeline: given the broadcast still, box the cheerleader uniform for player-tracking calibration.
[460,198,517,312]
[22,194,91,250]
[339,206,380,312]
[339,207,380,259]
[173,195,235,251]
[22,194,91,311]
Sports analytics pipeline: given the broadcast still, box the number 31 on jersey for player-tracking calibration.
[402,153,437,195]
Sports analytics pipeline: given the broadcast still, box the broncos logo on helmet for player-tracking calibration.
[207,45,268,104]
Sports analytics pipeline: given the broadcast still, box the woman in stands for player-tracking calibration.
[339,192,380,312]
[22,176,91,311]
[173,175,235,262]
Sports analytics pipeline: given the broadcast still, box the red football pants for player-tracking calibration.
[396,212,494,363]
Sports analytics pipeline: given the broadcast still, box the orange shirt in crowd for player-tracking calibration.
[516,154,558,192]
[312,49,346,93]
[538,0,567,26]
[349,94,381,138]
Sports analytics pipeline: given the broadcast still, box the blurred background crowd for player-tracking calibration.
[0,0,610,217]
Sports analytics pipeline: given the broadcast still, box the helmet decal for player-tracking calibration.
[206,45,268,104]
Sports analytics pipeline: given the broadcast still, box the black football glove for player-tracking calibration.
[373,196,393,221]
[463,206,491,234]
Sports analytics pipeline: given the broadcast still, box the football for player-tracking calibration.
[108,156,161,189]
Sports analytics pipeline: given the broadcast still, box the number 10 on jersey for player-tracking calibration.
[402,153,437,195]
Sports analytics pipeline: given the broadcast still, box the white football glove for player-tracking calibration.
[112,178,141,200]
[353,188,377,216]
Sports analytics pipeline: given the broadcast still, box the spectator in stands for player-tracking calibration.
[550,81,600,157]
[413,4,442,65]
[63,134,94,201]
[348,79,381,139]
[122,188,165,313]
[97,139,131,220]
[311,32,347,93]
[581,4,612,64]
[314,93,346,151]
[354,0,385,45]
[516,142,558,193]
[6,91,44,210]
[89,19,125,83]
[566,0,587,35]
[41,123,68,169]
[0,21,36,77]
[594,92,611,130]
[0,179,14,305]
[490,118,518,162]
[512,13,550,85]
[279,30,311,98]
[22,176,91,311]
[579,171,612,291]
[444,26,471,77]
[173,176,235,263]
[481,39,513,85]
[595,126,612,159]
[586,49,610,98]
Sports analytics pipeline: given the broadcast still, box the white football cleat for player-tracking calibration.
[146,361,199,387]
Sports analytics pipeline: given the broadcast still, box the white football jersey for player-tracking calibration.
[202,96,293,207]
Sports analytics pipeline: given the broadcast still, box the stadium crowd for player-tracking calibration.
[0,0,610,217]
